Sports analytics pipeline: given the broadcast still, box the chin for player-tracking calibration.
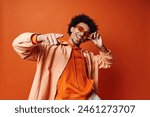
[75,40,82,45]
[72,38,79,45]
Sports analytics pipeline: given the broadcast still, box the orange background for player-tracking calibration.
[0,0,150,99]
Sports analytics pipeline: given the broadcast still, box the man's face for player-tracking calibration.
[69,22,90,46]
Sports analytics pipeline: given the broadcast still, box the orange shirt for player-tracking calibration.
[55,43,94,100]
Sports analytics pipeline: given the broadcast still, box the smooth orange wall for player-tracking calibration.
[0,0,150,99]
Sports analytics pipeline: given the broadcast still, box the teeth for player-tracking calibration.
[76,35,81,39]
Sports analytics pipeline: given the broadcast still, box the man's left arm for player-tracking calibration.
[88,32,113,68]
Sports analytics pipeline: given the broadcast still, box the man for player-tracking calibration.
[12,14,113,100]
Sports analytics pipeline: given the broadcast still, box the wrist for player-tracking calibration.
[96,44,103,48]
[98,44,109,53]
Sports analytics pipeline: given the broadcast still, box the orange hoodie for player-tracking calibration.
[55,42,94,100]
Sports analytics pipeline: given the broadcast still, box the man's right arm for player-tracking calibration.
[12,32,64,61]
[12,32,43,61]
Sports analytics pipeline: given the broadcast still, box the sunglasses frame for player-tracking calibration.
[75,25,90,37]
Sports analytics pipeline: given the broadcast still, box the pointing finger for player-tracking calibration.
[55,33,64,39]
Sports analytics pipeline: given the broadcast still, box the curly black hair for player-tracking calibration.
[67,14,98,35]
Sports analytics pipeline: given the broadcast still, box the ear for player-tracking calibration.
[70,27,75,33]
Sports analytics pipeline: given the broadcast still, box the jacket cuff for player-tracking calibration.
[99,49,111,55]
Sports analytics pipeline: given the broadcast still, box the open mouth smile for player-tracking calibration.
[76,34,81,40]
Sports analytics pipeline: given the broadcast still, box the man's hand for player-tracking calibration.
[88,32,103,48]
[88,32,109,53]
[37,33,64,46]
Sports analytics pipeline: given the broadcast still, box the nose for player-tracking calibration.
[80,32,85,37]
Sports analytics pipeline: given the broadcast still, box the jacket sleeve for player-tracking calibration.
[92,50,113,69]
[12,32,43,61]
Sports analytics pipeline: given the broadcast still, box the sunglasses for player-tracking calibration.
[75,25,90,37]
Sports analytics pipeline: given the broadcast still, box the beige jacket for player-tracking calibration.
[12,32,113,100]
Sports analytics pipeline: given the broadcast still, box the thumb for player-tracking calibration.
[55,33,64,38]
